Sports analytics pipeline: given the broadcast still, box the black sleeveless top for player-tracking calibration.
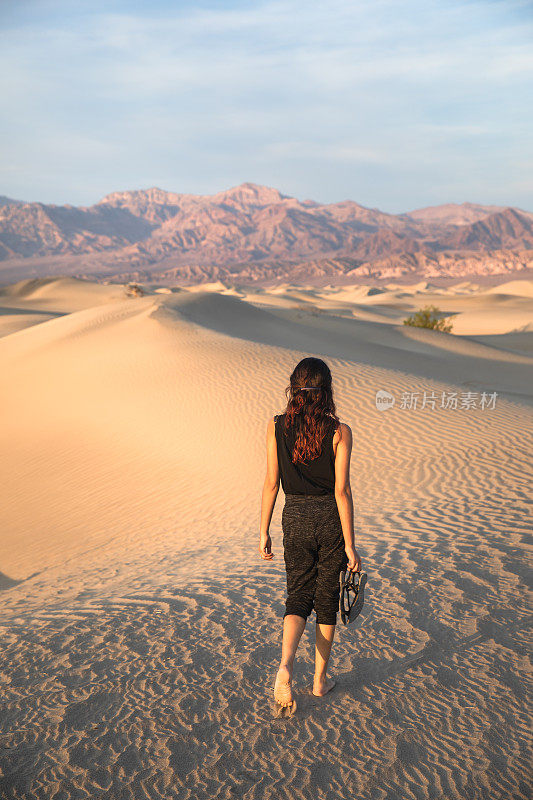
[274,413,337,495]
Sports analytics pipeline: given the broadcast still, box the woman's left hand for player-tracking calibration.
[259,532,274,560]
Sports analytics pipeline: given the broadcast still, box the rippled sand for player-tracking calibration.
[0,276,531,799]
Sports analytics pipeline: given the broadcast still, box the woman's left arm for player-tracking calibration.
[259,416,280,560]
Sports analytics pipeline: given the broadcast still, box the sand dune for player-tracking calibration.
[0,276,128,310]
[485,279,533,298]
[0,277,131,337]
[0,275,531,799]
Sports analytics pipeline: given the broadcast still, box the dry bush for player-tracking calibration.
[403,305,453,333]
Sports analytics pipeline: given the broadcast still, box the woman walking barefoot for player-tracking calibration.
[259,357,362,714]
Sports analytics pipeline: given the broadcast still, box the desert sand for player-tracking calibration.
[0,275,531,799]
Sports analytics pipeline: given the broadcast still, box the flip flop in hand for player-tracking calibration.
[339,569,367,625]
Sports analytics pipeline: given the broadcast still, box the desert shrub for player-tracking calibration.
[125,282,145,297]
[403,305,453,333]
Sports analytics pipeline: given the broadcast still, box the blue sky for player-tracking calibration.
[1,0,532,212]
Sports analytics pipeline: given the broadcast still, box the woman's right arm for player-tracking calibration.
[334,423,362,572]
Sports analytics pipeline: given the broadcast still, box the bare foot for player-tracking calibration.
[274,665,293,707]
[312,676,336,697]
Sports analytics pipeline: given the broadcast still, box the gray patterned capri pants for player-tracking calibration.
[282,493,348,626]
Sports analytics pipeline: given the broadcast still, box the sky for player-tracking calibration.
[0,0,532,213]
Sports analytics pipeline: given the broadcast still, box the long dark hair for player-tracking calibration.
[281,357,340,465]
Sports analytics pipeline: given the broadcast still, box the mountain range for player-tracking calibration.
[1,182,532,284]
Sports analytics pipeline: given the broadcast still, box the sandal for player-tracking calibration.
[339,568,367,625]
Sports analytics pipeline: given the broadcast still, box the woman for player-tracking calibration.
[259,357,362,713]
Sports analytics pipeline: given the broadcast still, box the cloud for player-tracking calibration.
[264,142,392,165]
[0,0,531,210]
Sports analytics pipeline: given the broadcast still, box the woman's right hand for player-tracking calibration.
[345,545,361,572]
